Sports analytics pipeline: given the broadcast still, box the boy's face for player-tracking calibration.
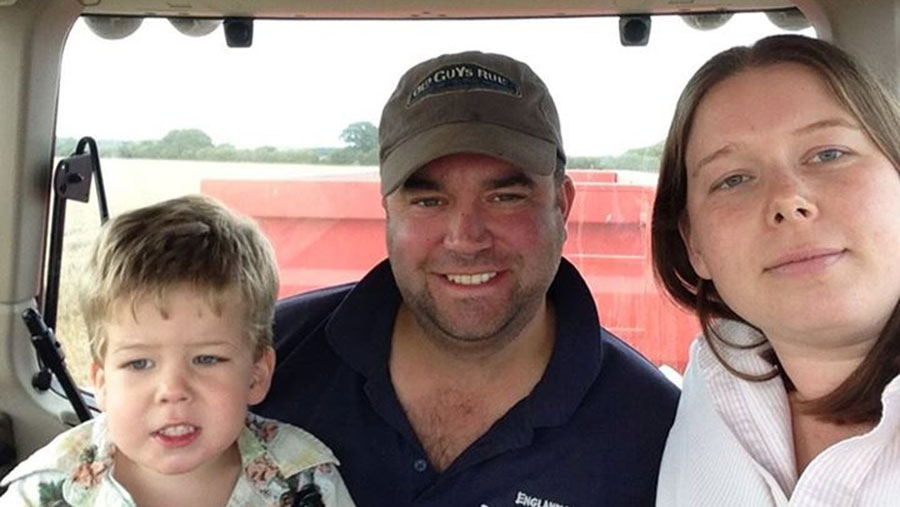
[90,285,274,476]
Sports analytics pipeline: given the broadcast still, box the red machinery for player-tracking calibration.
[202,169,698,371]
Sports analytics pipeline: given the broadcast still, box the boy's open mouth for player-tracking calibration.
[154,424,198,437]
[152,424,201,446]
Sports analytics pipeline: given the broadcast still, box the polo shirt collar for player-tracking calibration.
[524,257,605,428]
[325,259,399,378]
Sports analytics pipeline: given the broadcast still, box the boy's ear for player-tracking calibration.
[89,361,107,411]
[248,346,276,405]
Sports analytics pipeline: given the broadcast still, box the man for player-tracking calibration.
[256,51,679,506]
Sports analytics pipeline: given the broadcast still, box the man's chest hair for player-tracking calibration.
[403,386,510,472]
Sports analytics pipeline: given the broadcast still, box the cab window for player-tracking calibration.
[53,12,815,387]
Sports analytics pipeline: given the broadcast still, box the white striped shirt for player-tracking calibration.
[656,320,900,507]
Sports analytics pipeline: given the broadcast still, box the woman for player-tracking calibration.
[652,34,900,506]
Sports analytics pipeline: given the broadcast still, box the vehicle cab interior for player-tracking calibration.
[1,0,898,490]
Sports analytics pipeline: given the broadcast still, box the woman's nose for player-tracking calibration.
[766,174,819,227]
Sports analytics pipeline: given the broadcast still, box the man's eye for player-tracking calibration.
[490,193,526,203]
[810,148,845,163]
[412,197,442,207]
[123,358,153,370]
[194,355,223,365]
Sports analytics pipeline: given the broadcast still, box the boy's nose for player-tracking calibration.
[155,367,192,404]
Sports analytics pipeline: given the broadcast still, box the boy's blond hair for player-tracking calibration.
[80,194,279,362]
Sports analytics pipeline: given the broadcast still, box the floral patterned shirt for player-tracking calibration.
[0,413,356,507]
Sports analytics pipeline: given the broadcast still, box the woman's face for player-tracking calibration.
[682,62,900,352]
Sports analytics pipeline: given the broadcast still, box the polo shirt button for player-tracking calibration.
[413,458,428,472]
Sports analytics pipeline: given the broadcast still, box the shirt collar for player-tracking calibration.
[233,413,338,506]
[0,414,119,505]
[694,321,797,493]
[1,413,338,507]
[696,319,900,496]
[325,258,399,378]
[522,257,605,428]
[238,412,337,480]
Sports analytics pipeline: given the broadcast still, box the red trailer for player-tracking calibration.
[202,169,698,371]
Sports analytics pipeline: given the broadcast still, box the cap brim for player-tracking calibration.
[380,122,558,195]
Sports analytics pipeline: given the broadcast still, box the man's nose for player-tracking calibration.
[443,203,492,254]
[766,172,819,227]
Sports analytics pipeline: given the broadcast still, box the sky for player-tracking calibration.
[56,13,814,157]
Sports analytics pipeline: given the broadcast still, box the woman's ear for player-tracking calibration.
[679,218,712,280]
[248,346,276,405]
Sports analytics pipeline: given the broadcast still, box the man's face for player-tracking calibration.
[383,153,574,348]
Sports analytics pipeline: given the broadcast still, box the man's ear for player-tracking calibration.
[679,218,711,280]
[559,175,576,221]
[89,361,107,411]
[248,346,276,405]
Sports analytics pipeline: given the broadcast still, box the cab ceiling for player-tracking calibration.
[78,0,798,19]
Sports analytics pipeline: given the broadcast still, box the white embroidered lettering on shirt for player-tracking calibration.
[514,490,571,507]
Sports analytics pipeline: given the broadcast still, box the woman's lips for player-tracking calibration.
[764,248,846,275]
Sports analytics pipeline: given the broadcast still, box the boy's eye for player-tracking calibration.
[124,358,153,370]
[193,355,223,365]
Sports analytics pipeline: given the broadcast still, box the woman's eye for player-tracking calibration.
[715,174,750,190]
[124,358,152,370]
[194,355,222,365]
[810,148,845,163]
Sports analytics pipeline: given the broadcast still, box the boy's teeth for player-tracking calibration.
[445,272,497,285]
[158,424,196,436]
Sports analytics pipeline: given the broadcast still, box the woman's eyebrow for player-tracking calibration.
[690,118,863,178]
[793,117,862,136]
[691,144,735,178]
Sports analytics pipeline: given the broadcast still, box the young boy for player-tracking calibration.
[0,195,355,506]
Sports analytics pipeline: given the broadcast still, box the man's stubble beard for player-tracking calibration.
[389,244,564,353]
[399,274,548,352]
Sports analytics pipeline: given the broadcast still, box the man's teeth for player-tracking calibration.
[157,424,197,436]
[445,272,497,285]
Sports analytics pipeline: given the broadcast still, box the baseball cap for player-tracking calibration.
[378,51,566,196]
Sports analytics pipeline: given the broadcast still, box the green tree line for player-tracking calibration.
[56,121,662,172]
[568,141,663,172]
[55,121,379,166]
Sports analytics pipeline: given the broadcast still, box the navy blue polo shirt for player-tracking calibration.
[255,258,679,507]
